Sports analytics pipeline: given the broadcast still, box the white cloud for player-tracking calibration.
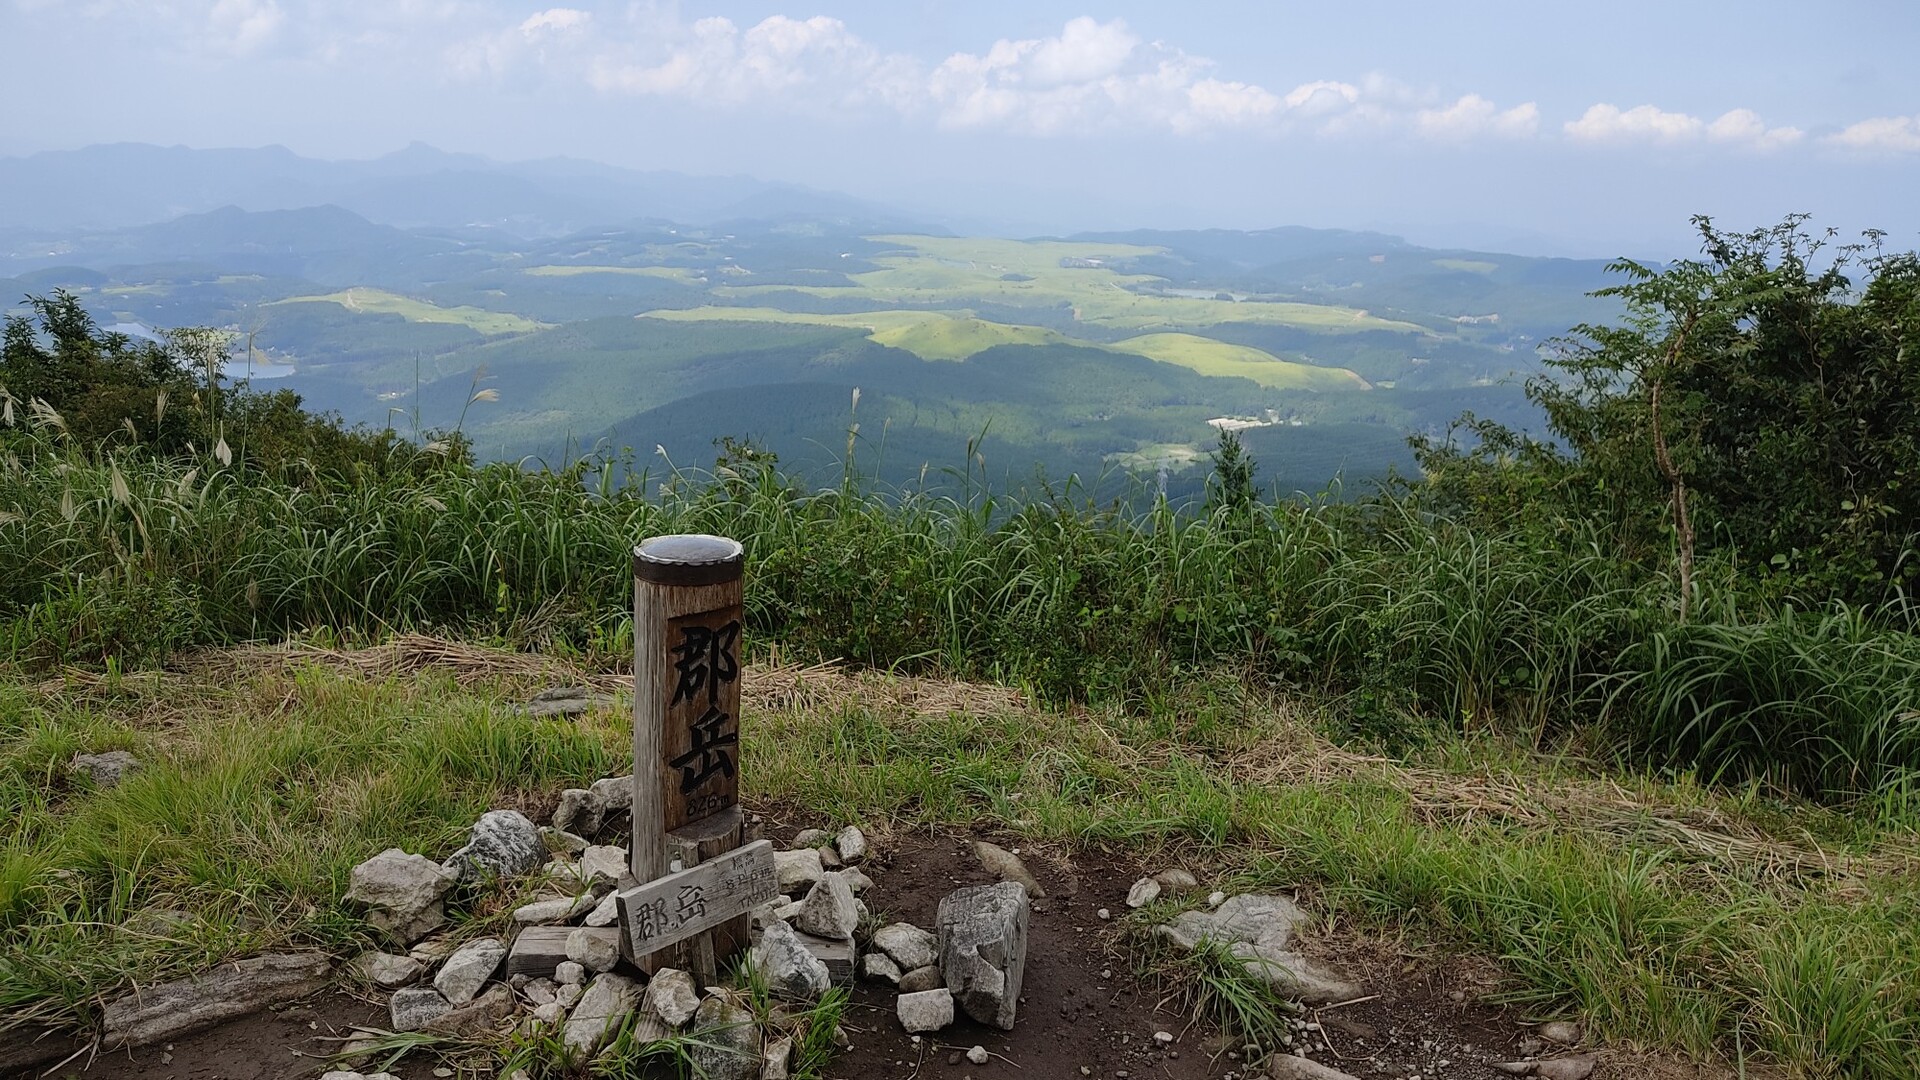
[519,8,589,36]
[1564,103,1704,143]
[1416,94,1539,140]
[1825,115,1920,153]
[1706,108,1802,150]
[206,0,284,55]
[1281,80,1358,115]
[586,14,886,108]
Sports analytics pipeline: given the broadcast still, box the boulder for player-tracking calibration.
[896,988,955,1033]
[971,840,1046,898]
[388,986,454,1032]
[936,881,1028,1030]
[687,996,760,1080]
[444,810,545,884]
[349,951,422,989]
[513,894,595,924]
[835,825,867,864]
[101,952,333,1048]
[792,871,859,940]
[551,788,606,838]
[560,972,640,1062]
[433,937,506,1005]
[750,919,830,999]
[71,750,140,787]
[774,847,824,893]
[861,952,903,984]
[566,926,620,973]
[642,967,701,1028]
[871,923,939,972]
[345,848,455,945]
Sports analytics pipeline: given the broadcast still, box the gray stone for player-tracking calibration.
[349,950,422,989]
[642,967,701,1028]
[529,1001,566,1026]
[750,919,830,999]
[842,867,874,894]
[1154,894,1360,1004]
[687,996,760,1080]
[71,750,140,787]
[763,1034,794,1080]
[555,981,583,1009]
[1126,877,1161,908]
[897,965,942,993]
[1152,868,1200,895]
[554,960,586,986]
[1264,1055,1361,1080]
[444,810,545,884]
[320,1072,401,1080]
[552,788,606,837]
[388,986,453,1032]
[421,983,517,1037]
[872,922,939,972]
[513,894,595,924]
[774,847,824,893]
[560,972,640,1062]
[588,774,634,813]
[101,952,333,1048]
[1537,1020,1583,1045]
[522,690,616,719]
[539,826,590,855]
[817,845,843,870]
[793,871,859,940]
[966,1045,989,1065]
[566,926,620,973]
[579,845,628,885]
[346,848,456,945]
[583,890,621,927]
[433,937,506,1005]
[1535,1058,1597,1080]
[861,952,903,984]
[936,881,1028,1030]
[792,828,830,848]
[522,978,557,1006]
[835,825,867,864]
[896,988,955,1033]
[971,840,1046,898]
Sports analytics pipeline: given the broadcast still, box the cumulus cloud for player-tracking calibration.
[1416,94,1539,140]
[1565,103,1801,150]
[584,14,890,108]
[1825,115,1920,153]
[519,8,589,36]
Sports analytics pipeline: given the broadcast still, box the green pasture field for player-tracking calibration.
[1109,332,1370,390]
[266,288,548,336]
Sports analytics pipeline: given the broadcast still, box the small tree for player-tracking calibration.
[1205,428,1258,516]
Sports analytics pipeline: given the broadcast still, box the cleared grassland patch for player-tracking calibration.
[265,287,547,335]
[1111,332,1370,390]
[638,307,1076,360]
[4,641,1917,1077]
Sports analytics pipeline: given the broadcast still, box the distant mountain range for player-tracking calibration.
[0,142,928,235]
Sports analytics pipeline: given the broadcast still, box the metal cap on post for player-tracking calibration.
[626,534,751,980]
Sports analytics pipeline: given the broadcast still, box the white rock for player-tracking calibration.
[861,952,903,985]
[579,845,628,886]
[554,981,582,1009]
[345,849,455,945]
[554,961,586,986]
[1154,894,1361,1004]
[432,938,506,1005]
[560,973,640,1063]
[513,894,594,925]
[793,871,859,940]
[444,811,546,884]
[1152,868,1200,895]
[1538,1020,1583,1045]
[791,828,830,848]
[642,967,701,1028]
[774,848,824,893]
[538,826,590,855]
[937,881,1029,1031]
[588,774,633,813]
[529,1001,565,1026]
[872,922,939,971]
[967,1045,990,1065]
[566,927,619,973]
[835,825,867,863]
[521,978,556,1006]
[1207,890,1227,908]
[896,988,954,1033]
[551,788,606,838]
[583,891,621,928]
[1096,908,1111,921]
[1536,1057,1597,1080]
[749,919,830,999]
[762,1034,794,1080]
[897,965,942,993]
[1125,877,1161,908]
[349,951,423,989]
[842,867,874,894]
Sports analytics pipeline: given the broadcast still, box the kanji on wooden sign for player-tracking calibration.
[661,605,743,829]
[615,839,779,957]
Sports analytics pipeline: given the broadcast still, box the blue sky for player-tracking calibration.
[4,0,1917,254]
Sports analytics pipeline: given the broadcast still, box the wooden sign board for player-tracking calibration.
[617,838,778,958]
[659,604,743,830]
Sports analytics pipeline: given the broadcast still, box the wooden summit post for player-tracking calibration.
[620,534,767,984]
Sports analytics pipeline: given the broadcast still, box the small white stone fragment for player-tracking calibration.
[967,1045,990,1065]
[566,927,619,973]
[835,825,867,863]
[554,961,586,986]
[1125,878,1161,908]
